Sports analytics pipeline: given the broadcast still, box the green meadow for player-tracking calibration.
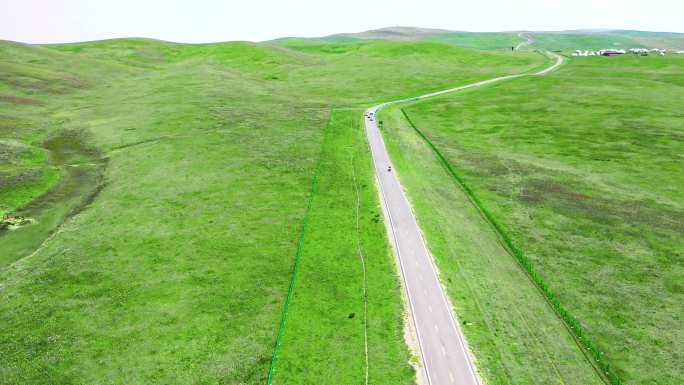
[380,55,683,385]
[427,32,523,50]
[0,38,544,384]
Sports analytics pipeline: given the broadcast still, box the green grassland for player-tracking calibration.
[0,138,60,217]
[427,32,523,50]
[381,55,683,385]
[0,38,545,384]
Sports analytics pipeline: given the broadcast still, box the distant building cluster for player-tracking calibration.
[572,48,682,57]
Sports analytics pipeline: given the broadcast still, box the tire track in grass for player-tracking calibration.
[511,301,567,385]
[351,152,370,385]
[266,109,333,385]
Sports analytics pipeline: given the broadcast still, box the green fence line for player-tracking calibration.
[266,109,334,385]
[399,108,625,385]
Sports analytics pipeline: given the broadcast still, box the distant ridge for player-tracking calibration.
[328,26,456,40]
[559,29,684,35]
[305,27,684,50]
[320,27,683,41]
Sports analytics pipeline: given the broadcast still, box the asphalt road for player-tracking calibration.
[364,52,563,385]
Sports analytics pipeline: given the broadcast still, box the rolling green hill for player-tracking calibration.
[3,30,679,385]
[328,26,454,41]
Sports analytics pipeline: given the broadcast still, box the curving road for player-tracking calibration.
[515,32,533,51]
[364,52,563,385]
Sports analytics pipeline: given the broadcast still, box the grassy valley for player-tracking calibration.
[0,38,544,384]
[2,26,681,385]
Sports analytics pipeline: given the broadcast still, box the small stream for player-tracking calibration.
[0,129,106,268]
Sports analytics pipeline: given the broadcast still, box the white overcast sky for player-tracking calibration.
[1,0,683,44]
